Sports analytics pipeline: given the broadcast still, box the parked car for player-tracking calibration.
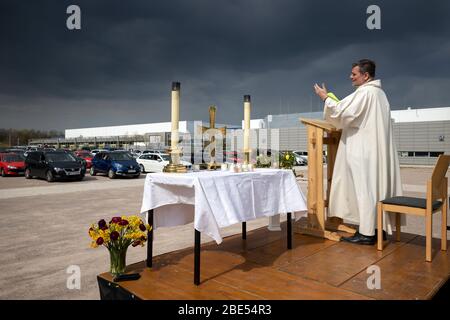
[137,153,192,173]
[130,150,143,157]
[292,151,308,166]
[74,150,94,168]
[25,151,85,182]
[5,148,26,156]
[90,151,141,179]
[293,150,327,164]
[91,149,108,156]
[24,147,41,157]
[142,150,165,155]
[223,151,243,164]
[0,153,25,176]
[129,150,142,159]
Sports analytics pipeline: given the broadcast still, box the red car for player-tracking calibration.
[223,151,243,163]
[0,152,25,176]
[75,150,94,168]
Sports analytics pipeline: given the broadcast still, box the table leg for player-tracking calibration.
[287,212,292,249]
[146,209,154,268]
[194,229,201,285]
[242,222,247,240]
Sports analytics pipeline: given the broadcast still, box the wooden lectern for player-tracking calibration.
[294,118,356,241]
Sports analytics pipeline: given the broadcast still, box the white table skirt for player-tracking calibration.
[140,169,307,244]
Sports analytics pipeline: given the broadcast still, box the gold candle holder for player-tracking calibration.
[163,149,187,173]
[243,150,250,165]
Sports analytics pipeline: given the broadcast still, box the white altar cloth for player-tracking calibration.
[140,169,307,244]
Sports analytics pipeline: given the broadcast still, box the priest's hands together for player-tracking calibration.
[314,83,328,101]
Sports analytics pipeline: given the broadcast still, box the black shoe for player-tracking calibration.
[341,232,376,245]
[375,229,387,241]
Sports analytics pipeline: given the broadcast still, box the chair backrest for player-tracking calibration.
[431,154,450,201]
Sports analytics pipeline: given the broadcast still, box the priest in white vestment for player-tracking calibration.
[313,59,402,245]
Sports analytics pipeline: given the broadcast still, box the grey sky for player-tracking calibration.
[1,0,450,130]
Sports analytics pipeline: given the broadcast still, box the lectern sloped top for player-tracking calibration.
[299,118,339,132]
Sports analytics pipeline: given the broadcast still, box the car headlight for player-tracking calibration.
[54,167,64,172]
[7,165,17,169]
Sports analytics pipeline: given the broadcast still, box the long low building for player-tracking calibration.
[29,107,450,165]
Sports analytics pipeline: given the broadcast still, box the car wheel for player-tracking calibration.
[108,169,116,179]
[90,167,96,176]
[46,170,55,183]
[0,168,5,177]
[139,164,145,173]
[25,168,33,179]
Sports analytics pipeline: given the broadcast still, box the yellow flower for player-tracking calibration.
[90,214,149,248]
[285,154,290,160]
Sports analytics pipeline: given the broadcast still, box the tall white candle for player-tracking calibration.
[171,82,180,151]
[244,95,251,152]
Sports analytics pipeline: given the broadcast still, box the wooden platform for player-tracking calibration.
[98,222,450,300]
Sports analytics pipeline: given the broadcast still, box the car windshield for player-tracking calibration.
[160,155,170,161]
[109,152,133,161]
[4,154,24,162]
[46,153,77,162]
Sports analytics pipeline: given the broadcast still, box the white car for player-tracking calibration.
[137,153,192,173]
[293,150,327,164]
[292,151,308,165]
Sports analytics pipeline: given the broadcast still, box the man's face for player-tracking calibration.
[350,66,369,87]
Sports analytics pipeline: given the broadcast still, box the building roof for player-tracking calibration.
[391,107,450,123]
[65,121,189,139]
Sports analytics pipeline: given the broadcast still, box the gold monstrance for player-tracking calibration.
[200,106,227,170]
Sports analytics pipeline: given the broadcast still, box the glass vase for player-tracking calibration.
[109,247,127,276]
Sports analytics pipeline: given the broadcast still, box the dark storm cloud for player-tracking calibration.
[1,0,450,130]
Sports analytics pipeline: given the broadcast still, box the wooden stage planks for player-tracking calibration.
[98,222,450,300]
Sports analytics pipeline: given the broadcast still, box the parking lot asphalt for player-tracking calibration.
[0,167,448,299]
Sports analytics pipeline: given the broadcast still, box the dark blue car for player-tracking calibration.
[90,151,141,179]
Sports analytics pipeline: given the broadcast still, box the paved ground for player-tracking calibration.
[0,167,448,299]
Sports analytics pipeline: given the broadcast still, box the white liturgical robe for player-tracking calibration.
[323,79,402,236]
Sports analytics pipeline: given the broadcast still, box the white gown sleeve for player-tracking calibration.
[323,89,370,130]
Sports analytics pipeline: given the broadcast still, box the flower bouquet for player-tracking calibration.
[256,154,271,168]
[89,215,151,276]
[279,151,296,169]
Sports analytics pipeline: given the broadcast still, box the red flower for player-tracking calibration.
[118,219,129,226]
[110,217,122,224]
[110,231,119,241]
[132,240,141,247]
[139,224,146,231]
[96,237,104,245]
[98,219,107,229]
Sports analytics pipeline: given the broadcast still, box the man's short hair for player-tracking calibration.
[352,59,376,78]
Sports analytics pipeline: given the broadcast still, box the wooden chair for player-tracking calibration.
[377,154,449,262]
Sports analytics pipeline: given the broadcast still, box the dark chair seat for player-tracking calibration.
[381,196,442,211]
